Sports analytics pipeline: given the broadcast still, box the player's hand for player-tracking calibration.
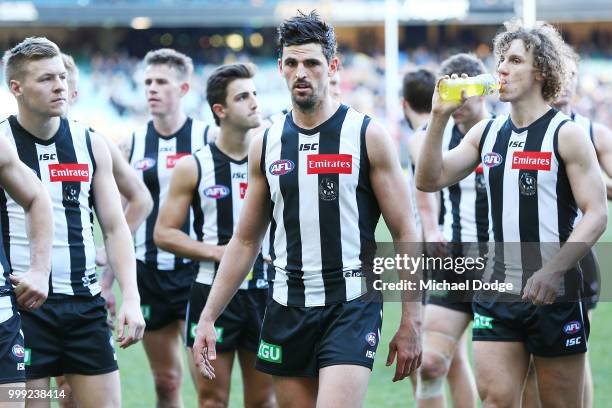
[10,271,49,311]
[431,73,469,117]
[423,228,448,258]
[193,319,217,380]
[101,272,117,328]
[212,245,227,263]
[115,297,145,348]
[386,319,423,382]
[95,246,108,267]
[522,269,563,305]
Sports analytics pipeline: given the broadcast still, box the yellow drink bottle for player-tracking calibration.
[439,74,500,101]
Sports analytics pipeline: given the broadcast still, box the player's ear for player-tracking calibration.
[179,81,190,96]
[277,58,283,73]
[9,79,23,97]
[212,103,226,121]
[328,57,339,76]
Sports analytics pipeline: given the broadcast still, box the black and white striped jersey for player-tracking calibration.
[0,116,98,300]
[130,118,211,270]
[0,183,13,323]
[191,143,267,290]
[262,105,381,307]
[479,109,577,296]
[440,119,492,243]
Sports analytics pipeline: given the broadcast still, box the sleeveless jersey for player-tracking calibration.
[130,118,211,270]
[1,116,98,300]
[262,104,381,307]
[479,109,578,296]
[191,143,267,290]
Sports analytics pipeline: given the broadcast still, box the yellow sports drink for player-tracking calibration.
[439,74,500,101]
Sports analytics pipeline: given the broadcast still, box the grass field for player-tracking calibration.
[90,213,612,407]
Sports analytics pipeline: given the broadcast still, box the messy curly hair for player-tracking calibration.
[493,20,568,101]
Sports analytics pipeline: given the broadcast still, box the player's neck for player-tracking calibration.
[216,124,250,160]
[457,111,488,135]
[555,103,572,116]
[408,112,429,131]
[292,96,340,130]
[152,112,187,137]
[16,109,61,141]
[509,95,551,129]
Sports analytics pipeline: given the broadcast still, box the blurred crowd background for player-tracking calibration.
[0,1,610,148]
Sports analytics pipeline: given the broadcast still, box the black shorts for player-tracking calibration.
[472,300,589,357]
[255,297,383,377]
[185,282,267,353]
[137,261,197,331]
[20,295,118,379]
[0,313,25,384]
[580,250,599,310]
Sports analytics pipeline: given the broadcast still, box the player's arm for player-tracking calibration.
[193,134,271,379]
[523,121,608,305]
[366,119,422,382]
[0,138,53,310]
[90,132,145,347]
[415,77,484,192]
[154,156,224,261]
[408,129,447,253]
[105,138,152,234]
[592,122,612,199]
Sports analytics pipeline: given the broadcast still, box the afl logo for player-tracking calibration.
[12,344,24,358]
[483,153,503,168]
[269,159,295,176]
[204,185,230,199]
[365,332,377,347]
[563,321,581,334]
[134,157,156,171]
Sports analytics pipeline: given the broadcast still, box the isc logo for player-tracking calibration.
[483,152,503,168]
[38,153,57,161]
[269,159,295,176]
[508,140,525,148]
[566,337,582,347]
[365,350,376,359]
[299,143,318,151]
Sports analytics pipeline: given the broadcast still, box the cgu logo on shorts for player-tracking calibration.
[483,153,503,168]
[269,159,295,176]
[307,154,352,175]
[257,340,282,363]
[166,153,190,169]
[240,182,248,199]
[511,151,552,171]
[563,321,581,335]
[134,157,156,171]
[49,164,90,182]
[204,185,230,199]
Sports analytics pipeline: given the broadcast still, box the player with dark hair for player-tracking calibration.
[193,11,422,407]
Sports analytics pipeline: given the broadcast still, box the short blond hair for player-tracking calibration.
[2,37,61,87]
[61,52,79,92]
[143,48,193,79]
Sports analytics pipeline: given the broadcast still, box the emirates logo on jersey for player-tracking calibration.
[307,154,352,174]
[240,182,248,199]
[511,151,552,171]
[49,164,90,182]
[166,153,190,169]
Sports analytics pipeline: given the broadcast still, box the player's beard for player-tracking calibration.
[292,92,318,112]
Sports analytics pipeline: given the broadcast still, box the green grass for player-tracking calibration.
[101,211,612,407]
